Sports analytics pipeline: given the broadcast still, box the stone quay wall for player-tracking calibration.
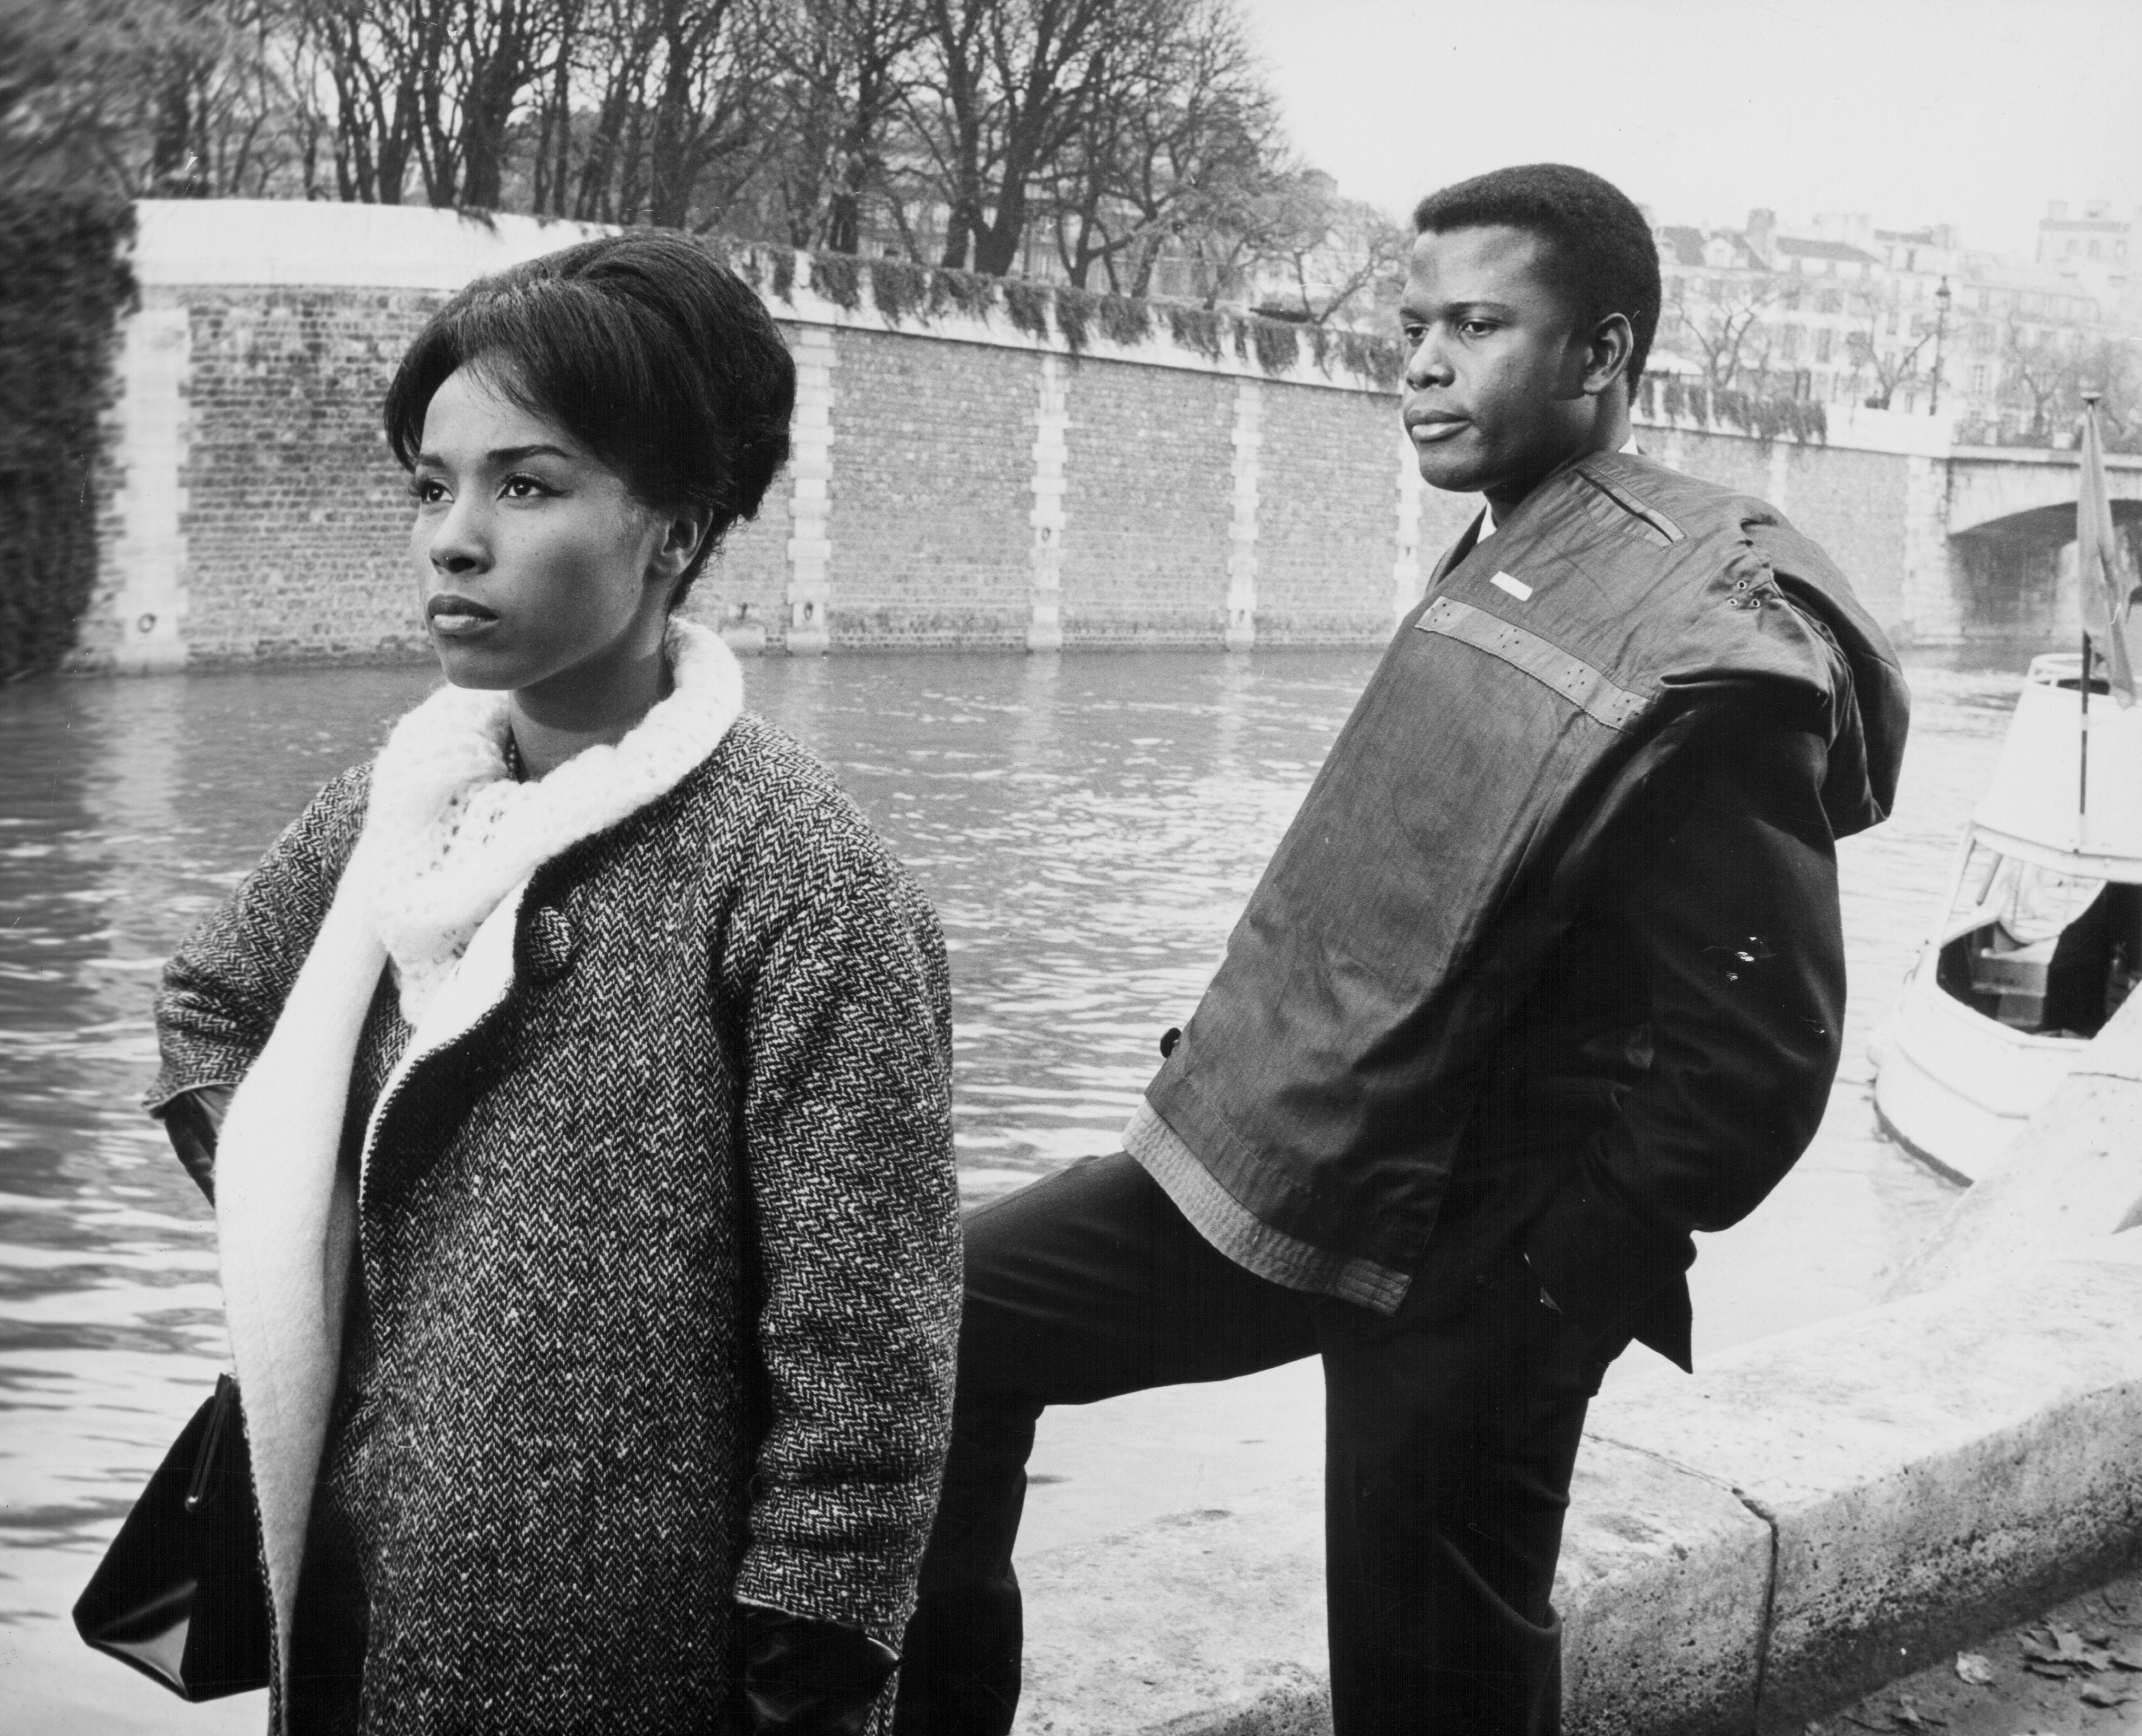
[75,202,1461,673]
[73,199,2080,673]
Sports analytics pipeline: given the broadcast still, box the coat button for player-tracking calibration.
[1159,1026,1182,1058]
[523,906,577,982]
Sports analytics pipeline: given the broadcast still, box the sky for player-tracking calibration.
[1238,0,2142,260]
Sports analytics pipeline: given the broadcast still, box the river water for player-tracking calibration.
[0,646,2026,1730]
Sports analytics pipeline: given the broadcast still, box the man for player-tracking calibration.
[895,164,1908,1736]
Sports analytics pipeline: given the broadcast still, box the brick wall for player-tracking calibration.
[821,327,1035,649]
[1058,359,1236,645]
[177,286,439,663]
[77,203,2085,672]
[1255,384,1403,644]
[83,201,1433,666]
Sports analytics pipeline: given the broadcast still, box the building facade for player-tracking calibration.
[1653,204,2136,442]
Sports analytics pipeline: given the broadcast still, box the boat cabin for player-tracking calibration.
[1871,653,2142,1180]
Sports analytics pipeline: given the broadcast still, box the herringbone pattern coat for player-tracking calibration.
[153,714,961,1733]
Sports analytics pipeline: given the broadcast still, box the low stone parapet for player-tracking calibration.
[1011,1229,2142,1735]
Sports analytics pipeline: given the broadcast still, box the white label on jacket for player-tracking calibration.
[1490,570,1533,601]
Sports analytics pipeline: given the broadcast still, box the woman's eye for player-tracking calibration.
[409,476,448,505]
[502,475,551,501]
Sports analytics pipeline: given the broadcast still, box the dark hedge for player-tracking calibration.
[0,193,137,679]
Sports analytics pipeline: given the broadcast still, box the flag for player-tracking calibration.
[2078,397,2140,706]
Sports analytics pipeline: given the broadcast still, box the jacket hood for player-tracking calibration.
[1568,450,1910,841]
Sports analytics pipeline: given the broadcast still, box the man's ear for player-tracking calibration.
[1579,313,1635,400]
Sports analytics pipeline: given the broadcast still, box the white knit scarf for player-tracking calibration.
[212,617,743,1706]
[366,617,746,1022]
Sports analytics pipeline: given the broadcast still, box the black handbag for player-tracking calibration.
[74,1371,271,1700]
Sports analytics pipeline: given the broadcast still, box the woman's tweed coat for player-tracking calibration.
[151,710,961,1733]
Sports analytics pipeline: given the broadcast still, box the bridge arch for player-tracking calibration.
[1946,496,2142,639]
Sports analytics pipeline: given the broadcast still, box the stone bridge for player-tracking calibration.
[1630,406,2142,648]
[1927,445,2142,643]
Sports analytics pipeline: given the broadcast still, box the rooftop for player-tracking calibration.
[1773,236,1881,265]
[1657,225,1711,267]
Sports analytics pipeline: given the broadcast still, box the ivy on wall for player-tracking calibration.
[733,241,1404,391]
[0,193,137,681]
[1641,373,1827,444]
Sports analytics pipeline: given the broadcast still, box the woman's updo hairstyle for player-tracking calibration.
[385,230,794,605]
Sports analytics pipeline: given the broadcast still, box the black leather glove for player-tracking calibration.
[730,1603,899,1736]
[161,1083,235,1203]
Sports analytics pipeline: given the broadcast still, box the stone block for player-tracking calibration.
[1587,1235,2142,1731]
[1012,1476,1328,1736]
[1557,1437,1773,1736]
[1010,1434,1772,1736]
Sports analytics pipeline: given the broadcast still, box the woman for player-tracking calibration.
[148,232,961,1734]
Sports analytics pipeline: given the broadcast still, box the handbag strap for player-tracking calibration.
[184,1374,240,1516]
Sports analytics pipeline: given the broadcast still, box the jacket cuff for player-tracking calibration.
[1522,1155,1693,1363]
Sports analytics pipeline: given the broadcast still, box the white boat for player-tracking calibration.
[1869,653,2142,1183]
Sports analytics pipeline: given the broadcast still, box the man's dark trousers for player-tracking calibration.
[893,1149,1612,1736]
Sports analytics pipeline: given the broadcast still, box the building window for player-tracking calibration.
[1816,328,1834,363]
[2090,239,2102,259]
[1971,365,1988,392]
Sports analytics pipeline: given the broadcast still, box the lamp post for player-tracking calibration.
[1928,276,1952,414]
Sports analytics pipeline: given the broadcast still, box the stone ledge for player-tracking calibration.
[1011,1231,2142,1735]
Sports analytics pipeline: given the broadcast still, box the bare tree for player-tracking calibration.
[1843,283,1936,410]
[0,0,301,196]
[1995,322,2142,447]
[510,0,769,228]
[1039,0,1280,293]
[908,0,1129,275]
[303,0,447,203]
[760,0,928,252]
[1999,318,2067,440]
[1661,267,1781,392]
[1246,174,1405,326]
[7,0,1404,305]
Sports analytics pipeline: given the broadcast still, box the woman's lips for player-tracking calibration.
[427,595,499,638]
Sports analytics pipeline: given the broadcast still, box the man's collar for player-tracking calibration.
[1476,435,1641,541]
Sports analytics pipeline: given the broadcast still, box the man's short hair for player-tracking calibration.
[1412,164,1661,394]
